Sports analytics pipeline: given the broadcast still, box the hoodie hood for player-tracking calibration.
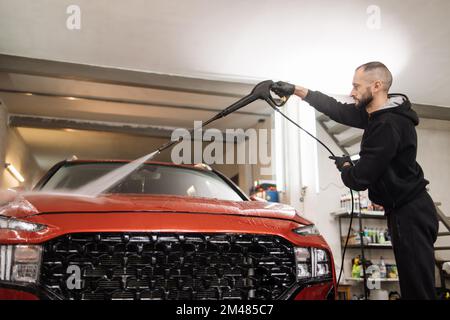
[384,94,419,126]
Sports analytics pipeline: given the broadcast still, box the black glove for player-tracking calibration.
[271,81,295,98]
[329,155,353,172]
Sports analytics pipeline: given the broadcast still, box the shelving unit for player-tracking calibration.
[346,278,399,282]
[346,244,392,249]
[333,209,399,299]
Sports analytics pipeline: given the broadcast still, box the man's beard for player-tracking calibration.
[355,90,373,109]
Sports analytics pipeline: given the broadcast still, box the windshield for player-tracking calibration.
[40,163,244,201]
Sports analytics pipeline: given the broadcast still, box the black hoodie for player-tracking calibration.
[304,90,428,209]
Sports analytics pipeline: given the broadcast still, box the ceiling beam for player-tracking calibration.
[9,114,175,138]
[413,103,450,121]
[0,54,255,98]
[8,114,246,143]
[0,89,269,117]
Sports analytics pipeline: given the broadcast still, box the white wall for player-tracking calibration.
[416,119,450,263]
[1,128,43,189]
[416,119,450,213]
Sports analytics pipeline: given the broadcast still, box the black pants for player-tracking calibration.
[385,191,439,300]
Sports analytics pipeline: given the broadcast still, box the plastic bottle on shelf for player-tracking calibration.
[385,228,391,242]
[370,228,376,244]
[360,194,368,210]
[354,192,360,211]
[363,227,369,244]
[359,258,365,278]
[352,259,359,278]
[378,229,386,244]
[348,193,352,212]
[379,257,387,278]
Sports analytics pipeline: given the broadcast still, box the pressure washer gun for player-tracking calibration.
[153,80,289,155]
[211,80,288,121]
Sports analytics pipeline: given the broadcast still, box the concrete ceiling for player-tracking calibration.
[15,127,174,170]
[0,72,270,130]
[14,126,243,174]
[0,0,449,107]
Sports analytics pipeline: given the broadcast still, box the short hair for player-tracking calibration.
[356,61,393,92]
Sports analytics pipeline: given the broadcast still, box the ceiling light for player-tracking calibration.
[65,97,77,100]
[5,163,25,183]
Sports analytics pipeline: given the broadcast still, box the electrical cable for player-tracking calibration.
[270,105,355,289]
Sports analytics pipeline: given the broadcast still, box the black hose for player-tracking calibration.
[338,191,354,286]
[270,106,336,157]
[270,105,355,289]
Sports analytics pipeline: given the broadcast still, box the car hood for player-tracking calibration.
[2,192,312,225]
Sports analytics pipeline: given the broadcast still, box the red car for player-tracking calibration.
[0,160,336,300]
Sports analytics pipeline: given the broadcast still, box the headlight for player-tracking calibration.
[292,224,321,236]
[294,247,331,281]
[316,263,330,277]
[0,216,45,232]
[313,248,331,278]
[294,247,311,279]
[0,245,42,283]
[316,249,328,263]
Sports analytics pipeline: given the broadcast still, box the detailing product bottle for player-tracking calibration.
[385,228,391,242]
[379,256,387,278]
[354,192,360,211]
[347,193,351,212]
[360,193,368,210]
[363,227,370,245]
[378,229,385,244]
[352,256,361,278]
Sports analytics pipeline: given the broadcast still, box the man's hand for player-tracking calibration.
[329,155,353,172]
[271,81,295,98]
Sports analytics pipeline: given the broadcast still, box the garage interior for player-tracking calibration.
[0,0,449,300]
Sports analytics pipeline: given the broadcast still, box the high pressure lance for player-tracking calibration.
[151,80,288,158]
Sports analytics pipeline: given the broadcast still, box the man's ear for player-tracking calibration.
[373,80,383,92]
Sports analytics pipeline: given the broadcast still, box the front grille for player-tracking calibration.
[40,233,297,300]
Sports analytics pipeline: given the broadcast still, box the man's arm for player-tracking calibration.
[296,86,368,129]
[340,120,400,191]
[271,81,368,128]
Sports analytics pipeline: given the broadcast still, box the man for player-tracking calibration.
[271,61,439,300]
